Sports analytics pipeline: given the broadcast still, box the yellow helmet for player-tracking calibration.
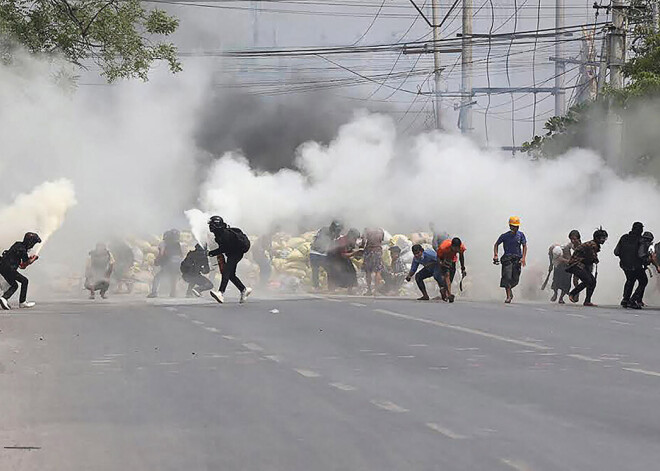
[508,216,521,227]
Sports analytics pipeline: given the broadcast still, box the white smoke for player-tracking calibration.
[190,112,660,303]
[184,208,211,246]
[0,179,77,253]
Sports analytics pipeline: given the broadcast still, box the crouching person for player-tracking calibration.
[181,244,213,297]
[406,244,442,301]
[567,228,608,307]
[85,243,114,300]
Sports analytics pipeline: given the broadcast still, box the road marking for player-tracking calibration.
[242,343,264,352]
[372,309,548,351]
[426,423,467,439]
[397,355,415,358]
[611,320,632,326]
[322,356,340,360]
[158,362,178,366]
[329,382,356,391]
[567,354,602,363]
[204,327,220,333]
[177,313,189,319]
[619,361,640,366]
[370,400,408,413]
[501,459,534,471]
[368,352,388,356]
[514,350,536,354]
[164,307,178,312]
[350,302,367,307]
[264,355,281,363]
[222,335,235,340]
[409,344,428,347]
[205,354,229,359]
[565,313,587,318]
[622,367,660,377]
[192,320,205,325]
[455,347,479,351]
[294,369,321,378]
[324,298,343,303]
[534,308,547,312]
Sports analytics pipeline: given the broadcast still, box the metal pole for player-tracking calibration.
[432,0,442,129]
[554,0,565,115]
[460,0,473,133]
[252,1,259,47]
[610,0,625,90]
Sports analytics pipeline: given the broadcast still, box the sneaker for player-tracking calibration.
[146,293,157,299]
[239,287,253,304]
[191,288,201,298]
[210,290,224,304]
[550,292,558,302]
[0,297,10,310]
[583,302,597,307]
[569,294,579,304]
[448,294,455,303]
[19,301,35,308]
[417,295,430,301]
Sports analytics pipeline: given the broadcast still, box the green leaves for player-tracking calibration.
[0,0,181,82]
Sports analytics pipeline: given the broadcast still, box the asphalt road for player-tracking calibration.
[1,293,659,471]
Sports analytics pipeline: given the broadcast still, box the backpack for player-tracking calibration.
[180,253,196,274]
[229,227,251,254]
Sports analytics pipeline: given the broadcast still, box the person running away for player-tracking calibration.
[379,246,407,295]
[109,238,135,293]
[614,222,648,309]
[567,228,608,307]
[325,228,361,294]
[181,244,213,298]
[147,229,183,298]
[0,232,41,310]
[207,216,252,304]
[627,231,659,308]
[436,237,467,303]
[493,216,528,303]
[406,244,443,301]
[309,220,342,290]
[548,230,581,304]
[361,227,385,295]
[85,243,115,300]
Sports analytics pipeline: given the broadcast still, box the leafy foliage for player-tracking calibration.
[0,0,181,81]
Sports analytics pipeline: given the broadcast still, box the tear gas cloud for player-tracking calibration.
[191,112,660,303]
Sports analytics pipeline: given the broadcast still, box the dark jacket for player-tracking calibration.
[614,232,642,270]
[209,227,248,256]
[181,248,210,275]
[0,241,29,271]
[568,240,600,271]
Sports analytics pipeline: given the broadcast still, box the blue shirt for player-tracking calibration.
[497,231,527,257]
[409,249,438,273]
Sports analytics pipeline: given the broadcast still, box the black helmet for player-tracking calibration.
[208,216,226,232]
[451,237,462,247]
[23,232,41,248]
[329,220,343,236]
[593,227,608,243]
[642,231,654,242]
[632,221,644,235]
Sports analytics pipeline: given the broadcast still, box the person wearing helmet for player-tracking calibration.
[325,228,360,294]
[614,222,652,309]
[84,243,115,300]
[147,229,183,298]
[0,232,41,309]
[566,228,608,306]
[207,216,252,304]
[180,244,213,297]
[547,230,581,304]
[630,231,660,308]
[493,216,527,303]
[436,237,467,302]
[309,220,343,290]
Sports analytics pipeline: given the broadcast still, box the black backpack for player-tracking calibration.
[229,228,251,254]
[180,253,196,274]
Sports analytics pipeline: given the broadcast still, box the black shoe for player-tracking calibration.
[629,300,642,310]
[621,300,629,308]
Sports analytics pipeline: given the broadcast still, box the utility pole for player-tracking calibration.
[459,0,473,133]
[252,1,260,47]
[609,0,626,90]
[554,0,565,116]
[431,0,442,129]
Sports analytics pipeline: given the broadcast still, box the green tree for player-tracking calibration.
[0,0,181,81]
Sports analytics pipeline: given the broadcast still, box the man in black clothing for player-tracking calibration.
[180,244,213,297]
[207,216,252,304]
[614,222,646,309]
[0,232,41,310]
[567,228,608,307]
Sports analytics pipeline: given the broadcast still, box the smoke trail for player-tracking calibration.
[189,112,660,302]
[0,179,77,253]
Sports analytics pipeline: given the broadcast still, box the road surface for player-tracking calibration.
[1,294,659,470]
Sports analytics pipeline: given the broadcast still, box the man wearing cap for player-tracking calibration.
[493,216,527,303]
